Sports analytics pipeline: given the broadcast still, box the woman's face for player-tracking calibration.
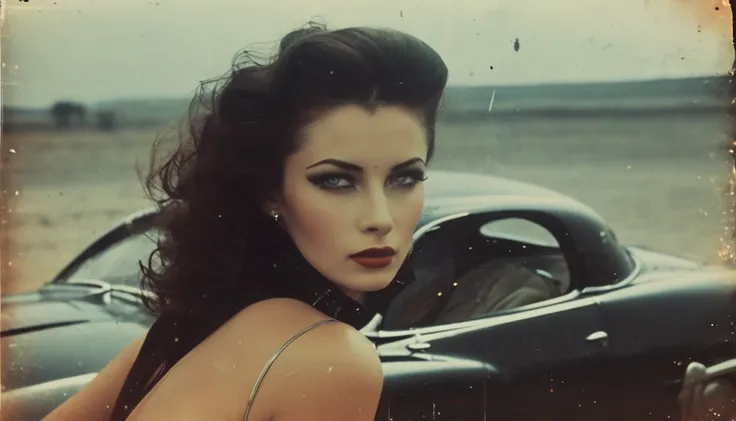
[272,105,428,302]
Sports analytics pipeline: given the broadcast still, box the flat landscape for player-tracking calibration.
[1,111,732,294]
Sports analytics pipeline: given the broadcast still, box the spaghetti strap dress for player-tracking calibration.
[241,318,338,421]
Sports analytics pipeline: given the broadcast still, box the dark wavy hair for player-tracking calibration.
[110,22,447,420]
[140,21,448,318]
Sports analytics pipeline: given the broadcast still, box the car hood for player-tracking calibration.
[626,245,702,272]
[0,294,495,421]
[1,288,149,392]
[1,287,491,392]
[1,290,116,336]
[624,246,736,290]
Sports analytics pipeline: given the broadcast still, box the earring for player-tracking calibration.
[269,209,280,223]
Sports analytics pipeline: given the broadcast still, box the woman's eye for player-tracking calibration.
[392,176,415,185]
[322,176,351,188]
[309,170,426,191]
[389,171,428,188]
[308,174,355,190]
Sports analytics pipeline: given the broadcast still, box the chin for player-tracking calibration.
[336,273,395,295]
[355,274,396,293]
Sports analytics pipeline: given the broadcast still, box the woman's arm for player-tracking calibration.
[40,334,146,421]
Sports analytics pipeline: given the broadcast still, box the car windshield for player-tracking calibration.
[63,229,162,289]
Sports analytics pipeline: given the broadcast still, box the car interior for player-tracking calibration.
[382,217,572,331]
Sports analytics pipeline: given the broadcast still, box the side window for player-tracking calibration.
[479,218,558,248]
[65,229,161,288]
[382,217,571,330]
[382,224,456,330]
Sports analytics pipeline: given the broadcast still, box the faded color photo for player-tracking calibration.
[1,0,736,420]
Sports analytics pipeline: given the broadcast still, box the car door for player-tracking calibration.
[372,353,491,421]
[587,272,736,420]
[377,294,610,421]
[376,213,616,421]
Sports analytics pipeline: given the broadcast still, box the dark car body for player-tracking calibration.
[2,170,736,421]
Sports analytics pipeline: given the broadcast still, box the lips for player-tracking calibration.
[350,247,396,269]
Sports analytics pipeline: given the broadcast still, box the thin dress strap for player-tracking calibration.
[242,318,338,421]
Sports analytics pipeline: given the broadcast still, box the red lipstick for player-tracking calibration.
[350,247,396,269]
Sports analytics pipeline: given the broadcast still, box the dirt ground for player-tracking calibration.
[1,114,733,294]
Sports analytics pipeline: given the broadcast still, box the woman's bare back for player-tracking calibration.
[125,298,383,421]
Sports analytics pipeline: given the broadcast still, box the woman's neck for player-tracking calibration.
[275,239,374,327]
[337,287,365,305]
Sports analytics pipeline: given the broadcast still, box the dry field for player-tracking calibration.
[1,113,733,294]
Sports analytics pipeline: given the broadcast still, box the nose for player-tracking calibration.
[360,190,394,236]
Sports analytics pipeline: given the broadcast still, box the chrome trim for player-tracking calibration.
[108,284,156,301]
[58,280,156,303]
[359,313,384,334]
[679,360,736,421]
[378,290,596,341]
[684,359,736,385]
[619,252,643,287]
[413,211,471,242]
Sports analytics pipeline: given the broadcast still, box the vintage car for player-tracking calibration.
[2,170,736,421]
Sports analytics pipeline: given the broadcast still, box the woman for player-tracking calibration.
[42,21,447,421]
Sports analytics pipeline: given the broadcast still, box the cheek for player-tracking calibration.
[393,187,425,236]
[282,186,343,247]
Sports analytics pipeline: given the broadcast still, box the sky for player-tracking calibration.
[1,0,734,108]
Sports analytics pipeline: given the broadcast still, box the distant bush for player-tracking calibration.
[97,111,116,131]
[50,101,87,129]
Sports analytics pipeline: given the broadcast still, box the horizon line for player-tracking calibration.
[4,73,731,111]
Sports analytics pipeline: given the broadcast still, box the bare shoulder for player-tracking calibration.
[226,297,334,333]
[225,297,379,367]
[221,298,383,421]
[267,314,382,421]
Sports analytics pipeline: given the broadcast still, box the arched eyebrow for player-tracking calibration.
[305,157,425,172]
